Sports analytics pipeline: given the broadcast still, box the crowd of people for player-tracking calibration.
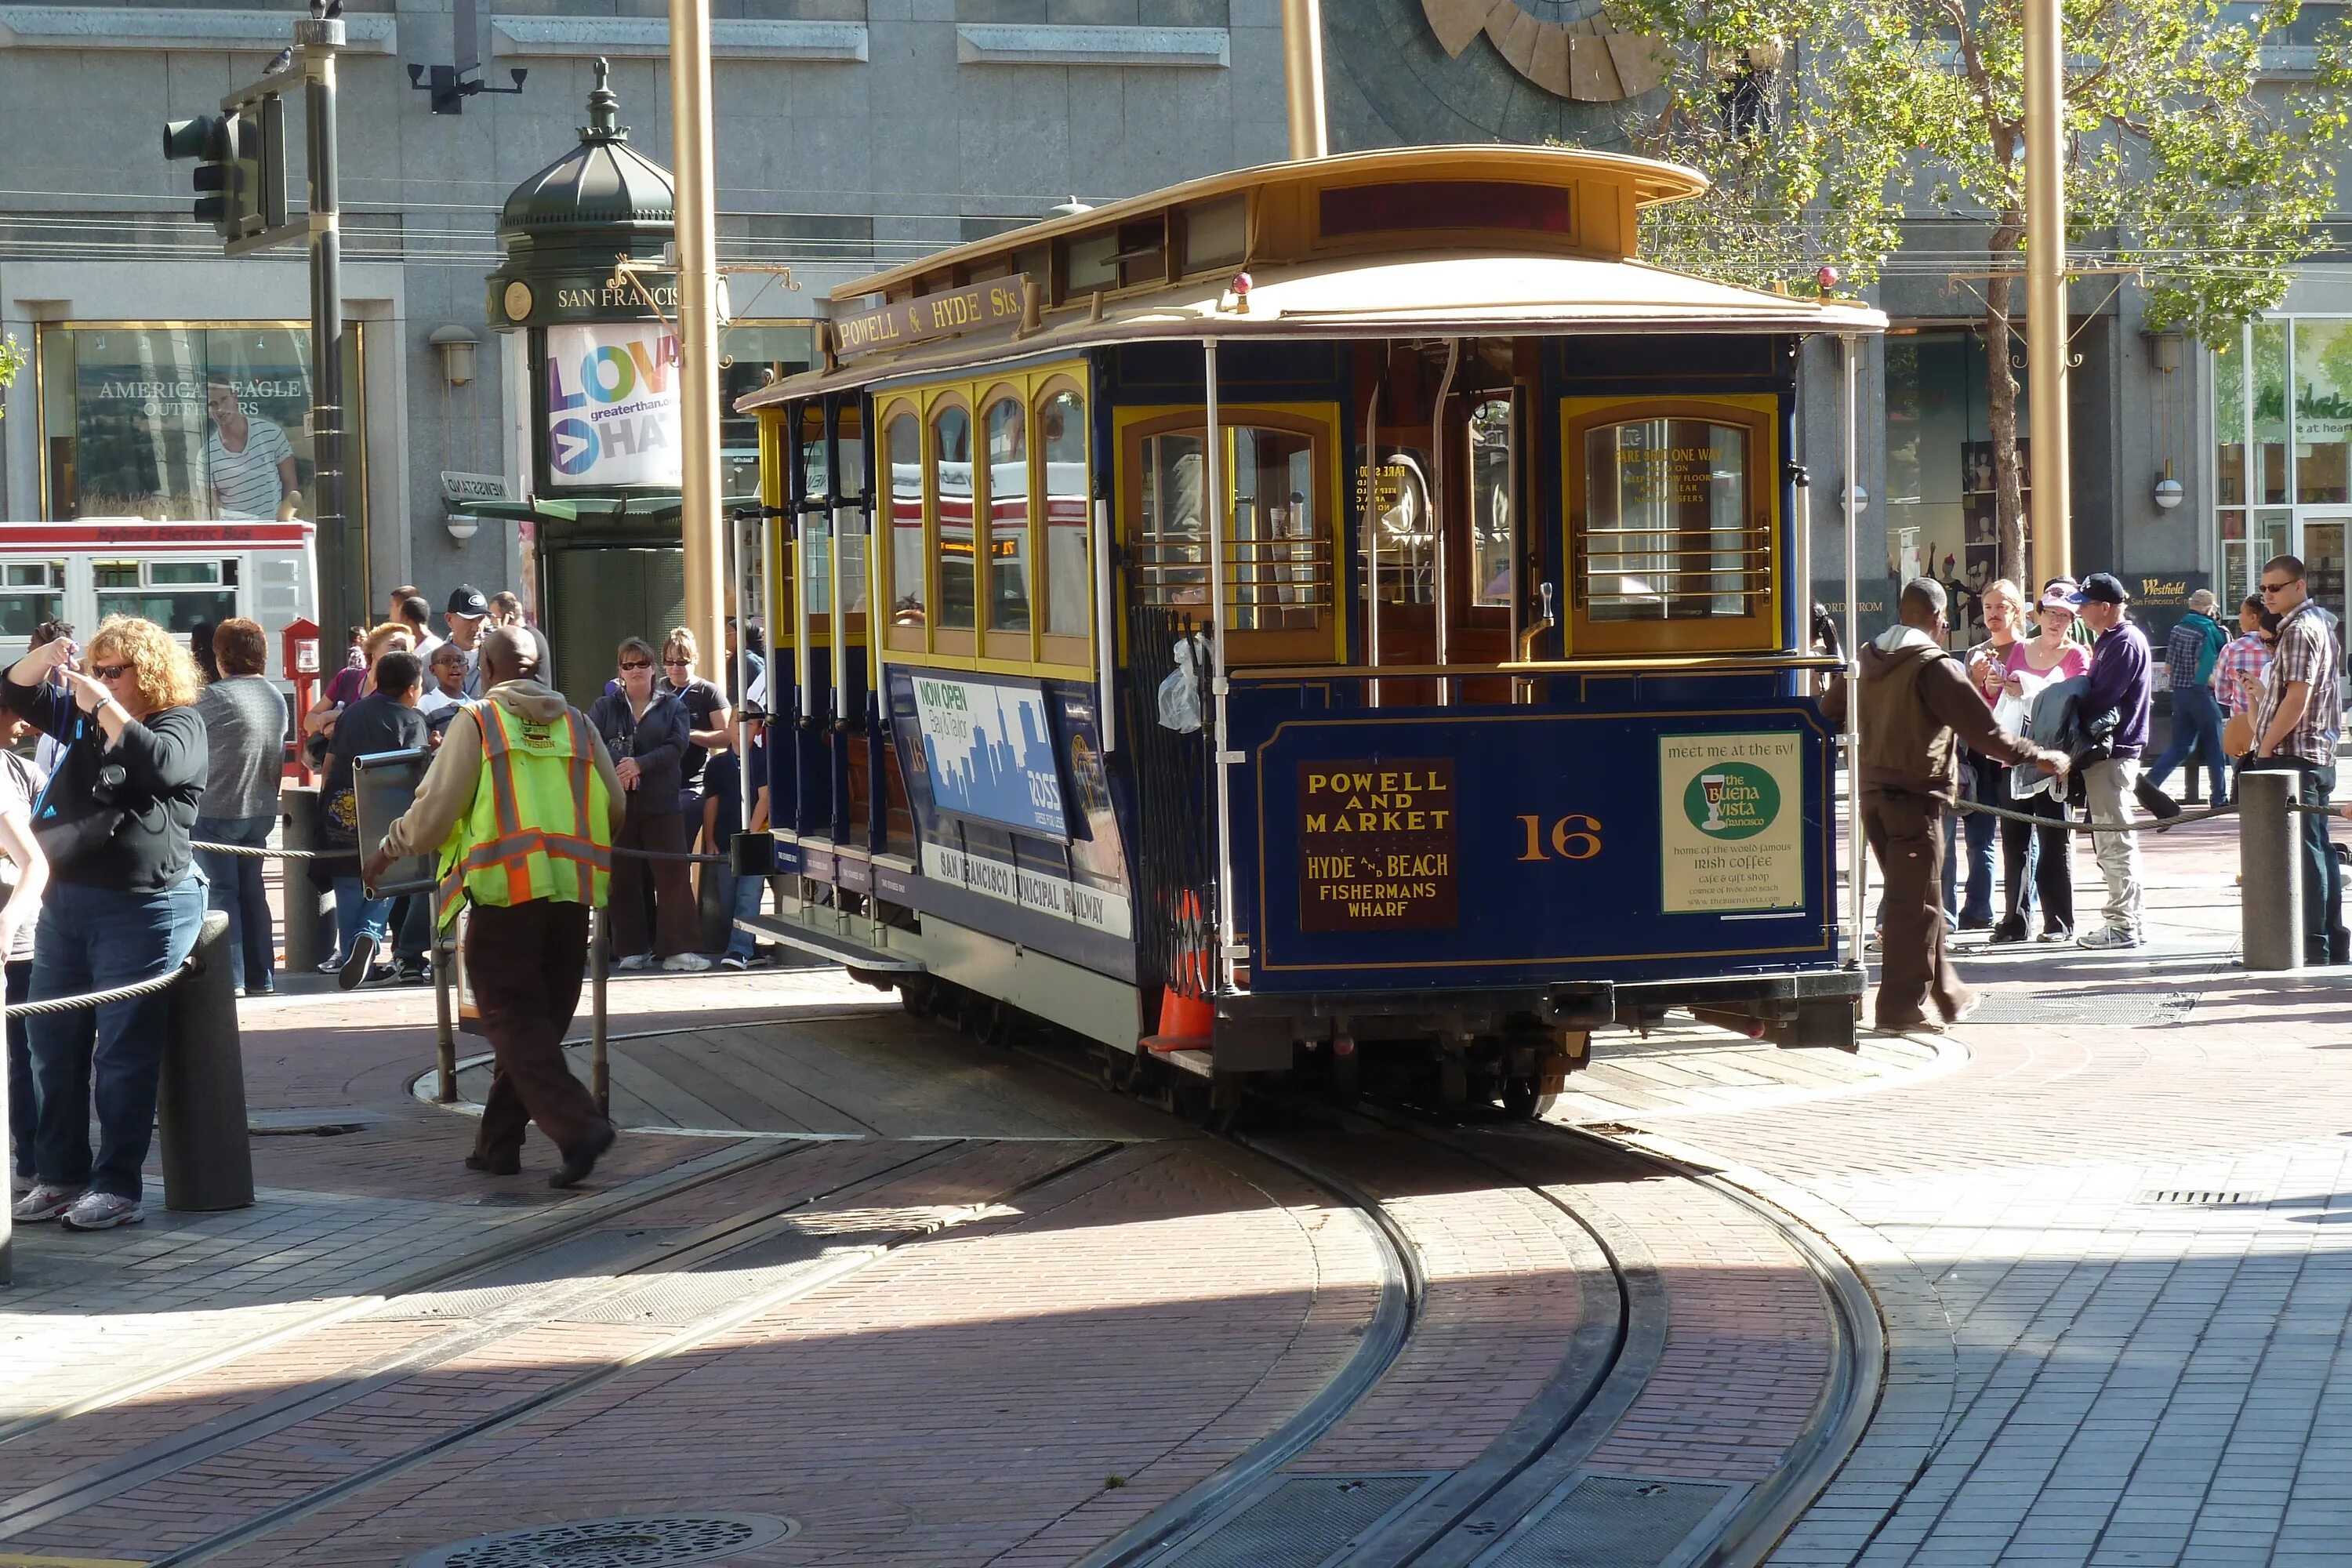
[1840,554,2345,1035]
[8,586,775,1233]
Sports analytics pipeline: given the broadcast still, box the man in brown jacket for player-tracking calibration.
[1826,578,2069,1033]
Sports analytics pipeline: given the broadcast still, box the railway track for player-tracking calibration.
[5,1004,1879,1568]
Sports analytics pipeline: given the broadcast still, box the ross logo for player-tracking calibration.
[1682,762,1779,840]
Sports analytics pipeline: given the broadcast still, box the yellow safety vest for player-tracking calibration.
[434,702,613,927]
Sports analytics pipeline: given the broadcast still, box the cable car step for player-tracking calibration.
[732,913,927,975]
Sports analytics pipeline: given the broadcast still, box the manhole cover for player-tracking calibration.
[408,1512,797,1568]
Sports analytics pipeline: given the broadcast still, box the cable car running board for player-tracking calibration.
[732,913,927,975]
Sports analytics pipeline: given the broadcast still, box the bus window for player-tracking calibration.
[1041,389,1089,641]
[1470,399,1514,608]
[934,403,975,632]
[1,563,64,637]
[97,558,238,633]
[983,396,1031,635]
[1581,417,1756,623]
[884,410,924,629]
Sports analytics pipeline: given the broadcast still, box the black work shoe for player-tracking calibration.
[466,1149,521,1176]
[336,931,379,991]
[1987,918,2030,945]
[550,1122,616,1189]
[394,959,429,985]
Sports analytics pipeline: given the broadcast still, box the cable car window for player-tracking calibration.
[1041,390,1089,640]
[1470,400,1515,608]
[934,404,975,631]
[1136,432,1207,607]
[884,410,924,628]
[984,397,1031,633]
[0,562,64,637]
[1582,418,1755,622]
[1182,197,1247,274]
[1230,426,1324,631]
[1371,451,1432,607]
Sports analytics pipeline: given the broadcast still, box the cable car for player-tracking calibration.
[732,145,1885,1115]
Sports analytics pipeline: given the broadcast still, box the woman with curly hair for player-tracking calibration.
[4,615,209,1232]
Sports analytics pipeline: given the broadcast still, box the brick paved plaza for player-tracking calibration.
[2,817,2346,1567]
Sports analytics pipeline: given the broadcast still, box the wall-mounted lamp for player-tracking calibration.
[445,513,480,542]
[2154,461,2183,510]
[430,324,479,387]
[1838,478,1869,512]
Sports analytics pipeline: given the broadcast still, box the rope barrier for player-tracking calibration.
[3,956,196,1017]
[191,841,727,864]
[1947,795,2240,835]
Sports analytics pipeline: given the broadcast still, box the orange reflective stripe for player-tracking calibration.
[482,716,524,837]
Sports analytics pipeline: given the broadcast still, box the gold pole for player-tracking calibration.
[670,0,728,680]
[1280,0,1327,160]
[2024,0,2071,587]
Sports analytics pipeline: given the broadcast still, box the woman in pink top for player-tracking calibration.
[1988,584,2089,944]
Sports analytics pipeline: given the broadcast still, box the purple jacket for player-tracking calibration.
[2084,619,2153,760]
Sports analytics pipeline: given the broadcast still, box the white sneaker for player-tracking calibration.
[2077,926,2144,950]
[615,954,652,971]
[59,1190,142,1230]
[13,1182,83,1222]
[661,952,713,973]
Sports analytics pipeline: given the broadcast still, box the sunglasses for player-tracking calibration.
[662,658,691,667]
[618,659,652,671]
[2260,580,2296,594]
[90,662,128,681]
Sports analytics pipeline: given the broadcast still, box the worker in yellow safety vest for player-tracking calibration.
[368,625,626,1188]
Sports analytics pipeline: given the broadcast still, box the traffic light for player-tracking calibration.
[164,113,240,237]
[163,102,285,245]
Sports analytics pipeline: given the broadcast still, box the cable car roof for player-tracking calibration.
[737,249,1886,409]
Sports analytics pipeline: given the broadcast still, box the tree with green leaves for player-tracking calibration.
[1608,0,2352,584]
[0,333,23,416]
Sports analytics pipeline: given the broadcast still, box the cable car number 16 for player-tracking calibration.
[1515,814,1603,862]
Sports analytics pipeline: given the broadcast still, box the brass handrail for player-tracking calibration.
[1232,652,1842,681]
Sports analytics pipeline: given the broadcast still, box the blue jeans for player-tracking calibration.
[6,959,31,1180]
[723,864,764,960]
[27,874,208,1200]
[2147,684,2229,804]
[195,812,275,993]
[332,876,392,964]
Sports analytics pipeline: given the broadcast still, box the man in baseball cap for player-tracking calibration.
[2071,572,2154,947]
[446,585,489,698]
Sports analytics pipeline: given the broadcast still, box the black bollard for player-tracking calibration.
[159,911,255,1212]
[280,786,335,973]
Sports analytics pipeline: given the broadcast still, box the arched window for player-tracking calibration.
[1040,387,1089,641]
[983,395,1030,634]
[883,408,924,628]
[932,402,974,632]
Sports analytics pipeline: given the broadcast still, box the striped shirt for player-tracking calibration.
[205,416,294,518]
[2253,600,2343,764]
[2211,632,2270,717]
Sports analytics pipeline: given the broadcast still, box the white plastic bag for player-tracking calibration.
[1157,636,1205,732]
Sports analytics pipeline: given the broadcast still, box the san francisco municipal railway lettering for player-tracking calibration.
[1299,760,1457,931]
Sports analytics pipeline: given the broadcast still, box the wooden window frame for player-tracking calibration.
[1114,401,1345,667]
[927,390,978,658]
[1562,394,1779,656]
[976,382,1034,662]
[1035,373,1092,670]
[877,395,927,655]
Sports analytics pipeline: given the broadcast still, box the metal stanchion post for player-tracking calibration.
[160,911,255,1212]
[432,928,457,1102]
[2241,769,2302,972]
[590,905,610,1115]
[280,786,335,973]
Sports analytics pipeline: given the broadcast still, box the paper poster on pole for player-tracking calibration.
[1658,731,1806,913]
[543,322,682,488]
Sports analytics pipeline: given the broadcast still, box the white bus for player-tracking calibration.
[0,518,320,690]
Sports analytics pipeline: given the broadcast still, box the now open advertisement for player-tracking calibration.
[544,322,682,488]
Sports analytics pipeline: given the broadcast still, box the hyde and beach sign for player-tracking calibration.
[543,322,682,489]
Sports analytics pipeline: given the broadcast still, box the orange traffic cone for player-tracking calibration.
[1143,892,1216,1053]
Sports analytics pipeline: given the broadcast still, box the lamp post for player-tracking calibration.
[2024,0,2071,588]
[670,0,728,681]
[1280,0,1327,160]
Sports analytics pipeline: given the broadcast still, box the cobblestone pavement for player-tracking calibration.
[1573,821,2352,1567]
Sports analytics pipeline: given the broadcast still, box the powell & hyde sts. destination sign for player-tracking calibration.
[834,275,1031,359]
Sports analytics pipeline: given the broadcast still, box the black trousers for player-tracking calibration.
[2000,788,2074,937]
[466,899,604,1162]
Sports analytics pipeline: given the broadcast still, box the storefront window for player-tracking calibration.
[2254,321,2288,505]
[2216,332,2246,506]
[1883,329,2027,637]
[2296,319,2352,505]
[38,325,325,521]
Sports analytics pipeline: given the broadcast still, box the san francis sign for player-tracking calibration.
[833,275,1030,360]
